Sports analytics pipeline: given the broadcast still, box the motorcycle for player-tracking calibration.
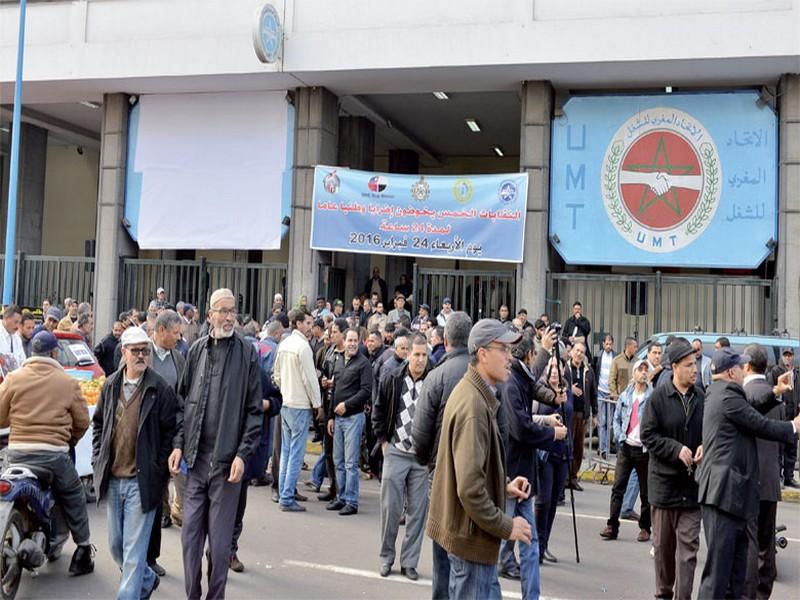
[0,460,64,600]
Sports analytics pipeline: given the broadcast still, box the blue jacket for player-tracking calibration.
[613,381,653,448]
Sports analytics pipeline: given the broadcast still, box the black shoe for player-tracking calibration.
[229,553,245,573]
[149,560,166,577]
[571,480,584,492]
[249,477,271,487]
[271,491,279,503]
[294,491,308,502]
[161,514,172,529]
[380,564,391,577]
[784,479,800,489]
[400,567,418,581]
[338,504,358,516]
[543,549,558,563]
[318,492,336,502]
[539,554,544,565]
[500,567,521,580]
[69,544,94,576]
[280,502,307,512]
[326,499,346,511]
[142,574,160,600]
[303,480,321,493]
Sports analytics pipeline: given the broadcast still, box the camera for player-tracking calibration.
[550,321,562,334]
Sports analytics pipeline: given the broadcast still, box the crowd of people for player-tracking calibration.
[0,279,798,600]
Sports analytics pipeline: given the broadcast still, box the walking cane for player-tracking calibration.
[553,339,581,564]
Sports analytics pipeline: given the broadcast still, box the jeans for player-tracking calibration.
[622,469,640,515]
[597,393,611,454]
[499,497,540,600]
[279,407,312,506]
[334,412,365,507]
[107,478,157,600]
[448,553,502,600]
[311,452,327,488]
[432,540,451,599]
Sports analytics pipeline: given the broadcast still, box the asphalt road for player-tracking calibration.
[15,468,800,600]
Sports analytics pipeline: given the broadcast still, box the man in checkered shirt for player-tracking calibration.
[373,333,433,581]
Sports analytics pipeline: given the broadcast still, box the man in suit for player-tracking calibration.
[696,348,800,600]
[742,344,792,599]
[768,347,800,488]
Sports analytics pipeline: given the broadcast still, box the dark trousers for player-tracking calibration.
[652,506,701,600]
[607,444,650,534]
[182,452,242,600]
[146,485,168,563]
[231,477,249,555]
[570,411,586,483]
[743,500,777,600]
[535,456,568,554]
[698,504,749,600]
[363,408,382,478]
[246,414,273,480]
[782,438,797,482]
[321,424,337,495]
[271,415,281,492]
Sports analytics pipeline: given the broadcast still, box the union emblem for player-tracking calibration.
[601,108,721,252]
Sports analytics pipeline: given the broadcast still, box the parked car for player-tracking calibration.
[637,332,800,367]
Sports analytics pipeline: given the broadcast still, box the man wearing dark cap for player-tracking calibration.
[33,306,63,336]
[640,338,705,600]
[411,303,431,331]
[696,348,800,600]
[768,346,800,488]
[0,331,94,575]
[436,298,453,327]
[426,319,532,597]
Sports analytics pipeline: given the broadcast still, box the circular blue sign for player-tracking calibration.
[254,4,282,63]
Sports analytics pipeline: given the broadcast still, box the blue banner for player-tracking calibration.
[310,167,528,262]
[550,92,778,268]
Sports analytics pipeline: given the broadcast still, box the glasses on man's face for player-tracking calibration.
[484,344,511,355]
[212,307,237,318]
[127,347,151,357]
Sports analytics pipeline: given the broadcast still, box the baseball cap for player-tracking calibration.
[468,319,522,354]
[420,303,430,312]
[45,307,62,321]
[710,347,750,373]
[120,326,151,347]
[782,347,795,356]
[668,338,695,365]
[442,297,452,305]
[632,359,653,373]
[157,287,165,294]
[31,331,59,354]
[334,299,344,307]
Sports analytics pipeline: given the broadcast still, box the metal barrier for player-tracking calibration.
[413,265,516,323]
[0,254,95,307]
[547,271,776,355]
[119,258,286,320]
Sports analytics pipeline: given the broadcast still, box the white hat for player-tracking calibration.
[632,359,653,373]
[157,287,165,294]
[120,326,151,347]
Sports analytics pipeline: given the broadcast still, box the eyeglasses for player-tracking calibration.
[212,307,237,317]
[127,347,151,357]
[484,344,512,355]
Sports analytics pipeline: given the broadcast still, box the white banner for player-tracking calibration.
[132,91,289,249]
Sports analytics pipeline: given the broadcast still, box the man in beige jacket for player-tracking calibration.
[0,330,94,575]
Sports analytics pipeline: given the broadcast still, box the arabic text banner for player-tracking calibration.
[310,168,528,263]
[550,91,778,268]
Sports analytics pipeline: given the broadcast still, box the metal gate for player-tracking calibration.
[547,271,776,354]
[413,265,516,323]
[119,258,286,321]
[0,254,95,307]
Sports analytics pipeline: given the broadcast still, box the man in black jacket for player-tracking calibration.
[499,332,565,594]
[640,339,704,600]
[696,348,800,600]
[327,328,373,515]
[768,347,800,487]
[93,320,123,375]
[167,288,263,600]
[742,344,791,600]
[374,333,432,580]
[567,341,597,492]
[563,301,591,346]
[92,326,178,599]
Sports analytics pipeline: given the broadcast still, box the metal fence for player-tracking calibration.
[413,265,516,323]
[547,271,776,355]
[0,254,95,307]
[119,258,286,321]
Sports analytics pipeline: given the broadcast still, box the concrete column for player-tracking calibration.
[337,116,375,301]
[0,123,47,255]
[93,93,137,337]
[777,74,800,336]
[517,81,553,317]
[286,87,339,304]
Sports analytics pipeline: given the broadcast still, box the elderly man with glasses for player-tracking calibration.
[169,288,263,600]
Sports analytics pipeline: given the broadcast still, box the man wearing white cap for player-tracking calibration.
[169,288,263,599]
[92,326,179,599]
[154,287,168,309]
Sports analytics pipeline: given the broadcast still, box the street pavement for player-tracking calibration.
[15,463,800,600]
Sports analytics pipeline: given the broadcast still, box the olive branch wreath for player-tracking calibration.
[602,140,633,233]
[685,142,719,236]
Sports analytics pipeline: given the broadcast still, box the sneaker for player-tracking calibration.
[229,554,245,573]
[68,544,95,576]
